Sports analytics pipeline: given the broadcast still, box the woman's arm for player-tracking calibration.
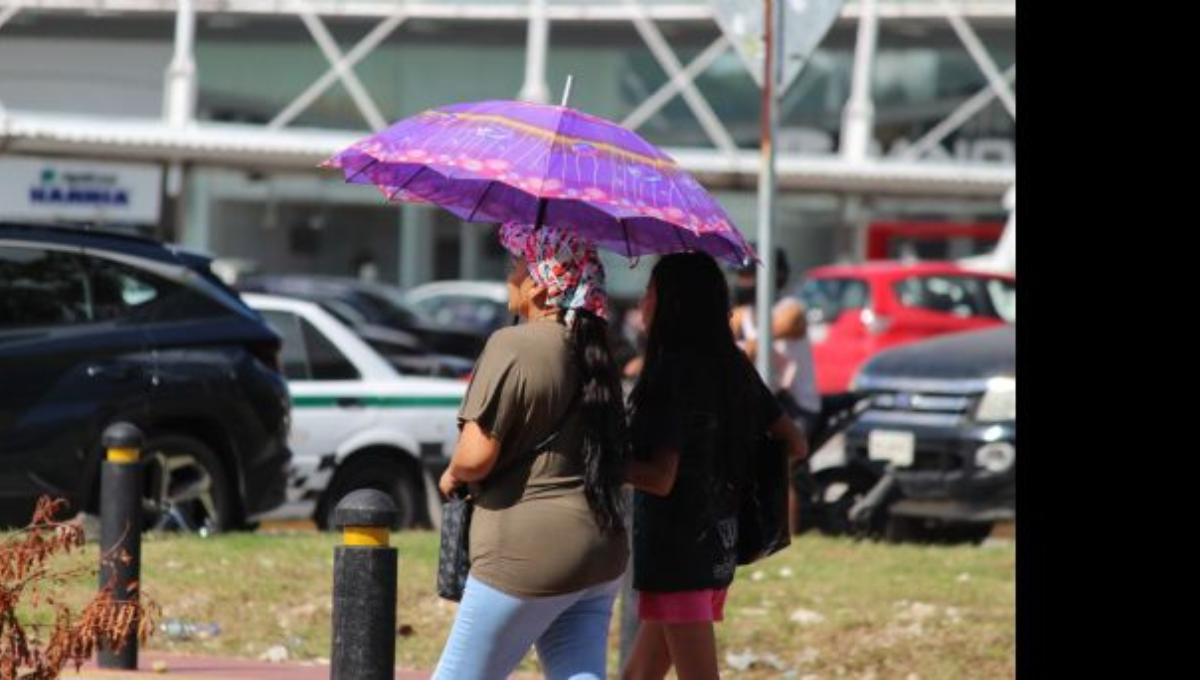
[773,299,807,340]
[439,420,502,497]
[625,446,681,497]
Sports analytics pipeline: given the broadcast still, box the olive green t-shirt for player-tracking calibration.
[459,320,628,597]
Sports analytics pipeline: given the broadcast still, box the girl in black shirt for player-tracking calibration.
[624,253,806,680]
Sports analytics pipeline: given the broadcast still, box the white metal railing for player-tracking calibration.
[3,1,1016,21]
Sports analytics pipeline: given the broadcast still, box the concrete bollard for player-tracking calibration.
[331,489,398,680]
[97,421,145,670]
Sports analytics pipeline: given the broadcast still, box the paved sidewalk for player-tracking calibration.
[60,652,540,679]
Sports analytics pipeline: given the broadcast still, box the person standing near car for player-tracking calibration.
[433,221,629,680]
[623,252,806,680]
[729,248,819,533]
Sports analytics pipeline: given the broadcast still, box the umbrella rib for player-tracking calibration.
[670,170,748,264]
[723,233,747,265]
[386,164,427,201]
[534,104,567,229]
[344,157,379,184]
[466,182,496,223]
[672,219,690,253]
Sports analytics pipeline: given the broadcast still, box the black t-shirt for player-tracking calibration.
[630,346,782,592]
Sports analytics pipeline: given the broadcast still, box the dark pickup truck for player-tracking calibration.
[843,325,1015,543]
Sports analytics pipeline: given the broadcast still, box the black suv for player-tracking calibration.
[0,224,291,532]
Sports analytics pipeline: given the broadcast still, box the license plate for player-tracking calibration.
[868,430,915,467]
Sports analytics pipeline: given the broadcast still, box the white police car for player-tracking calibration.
[242,293,467,529]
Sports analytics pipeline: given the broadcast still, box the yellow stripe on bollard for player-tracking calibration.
[344,526,389,547]
[107,447,140,464]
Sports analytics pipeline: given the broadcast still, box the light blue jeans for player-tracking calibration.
[432,574,622,680]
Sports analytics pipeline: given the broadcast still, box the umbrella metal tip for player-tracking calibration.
[560,75,575,107]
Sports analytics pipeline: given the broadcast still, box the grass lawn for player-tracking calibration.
[28,530,1014,678]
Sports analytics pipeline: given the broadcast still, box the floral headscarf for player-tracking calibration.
[498,221,609,325]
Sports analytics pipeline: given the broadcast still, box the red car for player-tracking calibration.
[797,262,1016,394]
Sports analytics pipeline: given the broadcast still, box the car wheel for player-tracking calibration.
[142,434,237,536]
[317,452,419,531]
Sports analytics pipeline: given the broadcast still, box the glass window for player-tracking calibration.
[301,319,359,381]
[416,295,507,334]
[0,246,89,329]
[258,310,360,382]
[320,300,366,327]
[86,257,229,323]
[86,259,160,322]
[986,278,1017,323]
[798,277,870,323]
[259,310,311,381]
[892,275,1012,319]
[0,246,230,329]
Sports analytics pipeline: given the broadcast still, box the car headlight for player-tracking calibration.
[975,443,1016,473]
[975,377,1016,422]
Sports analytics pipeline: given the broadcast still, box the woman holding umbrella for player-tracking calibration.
[623,253,807,680]
[325,97,774,678]
[433,221,629,680]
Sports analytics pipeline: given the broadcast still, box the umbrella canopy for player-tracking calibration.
[323,99,755,265]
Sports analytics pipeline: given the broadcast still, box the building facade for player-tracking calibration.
[0,0,1015,297]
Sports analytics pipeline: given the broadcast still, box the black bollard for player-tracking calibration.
[98,421,144,670]
[331,489,398,680]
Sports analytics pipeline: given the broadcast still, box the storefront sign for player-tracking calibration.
[0,157,162,224]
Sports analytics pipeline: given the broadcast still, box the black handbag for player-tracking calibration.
[435,390,581,602]
[736,434,792,565]
[436,486,473,602]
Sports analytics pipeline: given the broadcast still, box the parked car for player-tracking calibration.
[243,293,466,530]
[822,325,1016,544]
[0,223,291,532]
[404,280,511,337]
[238,275,486,369]
[797,261,1016,394]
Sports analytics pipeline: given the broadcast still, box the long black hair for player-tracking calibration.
[628,252,761,495]
[567,309,629,535]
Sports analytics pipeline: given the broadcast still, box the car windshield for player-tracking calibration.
[412,294,509,334]
[342,289,430,328]
[893,275,1016,322]
[797,277,870,323]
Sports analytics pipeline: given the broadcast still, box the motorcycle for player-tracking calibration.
[789,392,894,537]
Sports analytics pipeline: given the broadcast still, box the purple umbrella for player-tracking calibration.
[322,99,754,265]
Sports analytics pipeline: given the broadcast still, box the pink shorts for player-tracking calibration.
[637,588,729,623]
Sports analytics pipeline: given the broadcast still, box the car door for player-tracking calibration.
[887,274,1013,343]
[0,243,154,526]
[257,308,375,480]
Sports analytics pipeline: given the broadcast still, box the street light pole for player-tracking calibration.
[839,0,879,262]
[755,0,783,384]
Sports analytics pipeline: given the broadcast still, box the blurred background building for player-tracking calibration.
[0,0,1015,297]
